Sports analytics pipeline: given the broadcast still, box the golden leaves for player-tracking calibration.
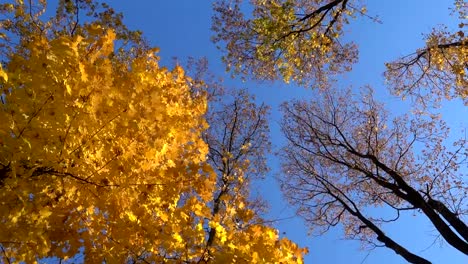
[0,1,306,263]
[0,19,211,264]
[0,64,7,81]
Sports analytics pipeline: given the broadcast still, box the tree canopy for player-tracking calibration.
[213,0,467,263]
[0,0,467,263]
[0,1,306,263]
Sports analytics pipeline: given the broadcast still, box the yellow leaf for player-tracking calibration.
[39,207,52,218]
[159,212,169,222]
[127,211,137,222]
[65,82,72,95]
[0,65,7,82]
[173,233,183,244]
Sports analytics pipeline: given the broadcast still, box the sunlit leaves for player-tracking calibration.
[196,83,305,262]
[212,0,362,85]
[0,1,306,263]
[0,24,210,261]
[385,2,467,106]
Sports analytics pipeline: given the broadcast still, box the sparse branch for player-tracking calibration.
[0,245,11,264]
[201,88,271,260]
[386,32,468,106]
[316,172,431,264]
[70,0,79,36]
[390,41,466,70]
[280,87,468,261]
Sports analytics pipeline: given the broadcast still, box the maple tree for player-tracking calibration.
[0,0,306,263]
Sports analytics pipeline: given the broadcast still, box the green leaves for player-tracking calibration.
[212,0,362,86]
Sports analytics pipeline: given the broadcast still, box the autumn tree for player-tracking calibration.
[200,86,308,262]
[213,0,466,90]
[0,0,306,263]
[212,0,365,85]
[213,0,468,263]
[385,0,467,106]
[202,87,271,230]
[280,88,467,263]
[182,59,308,262]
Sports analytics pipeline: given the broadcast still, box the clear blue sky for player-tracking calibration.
[107,1,467,263]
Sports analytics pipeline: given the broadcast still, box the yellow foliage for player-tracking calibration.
[0,0,306,263]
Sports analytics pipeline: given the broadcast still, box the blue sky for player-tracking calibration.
[107,1,467,263]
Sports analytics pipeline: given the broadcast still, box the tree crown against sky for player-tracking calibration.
[0,1,306,263]
[212,0,467,263]
[0,0,466,263]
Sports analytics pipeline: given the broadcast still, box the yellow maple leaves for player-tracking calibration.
[0,0,306,263]
[0,64,7,81]
[0,10,208,263]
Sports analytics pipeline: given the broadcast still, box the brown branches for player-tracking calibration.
[319,173,431,264]
[0,245,11,264]
[279,0,348,41]
[386,34,468,106]
[280,87,468,261]
[390,41,466,70]
[290,0,348,39]
[200,88,270,261]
